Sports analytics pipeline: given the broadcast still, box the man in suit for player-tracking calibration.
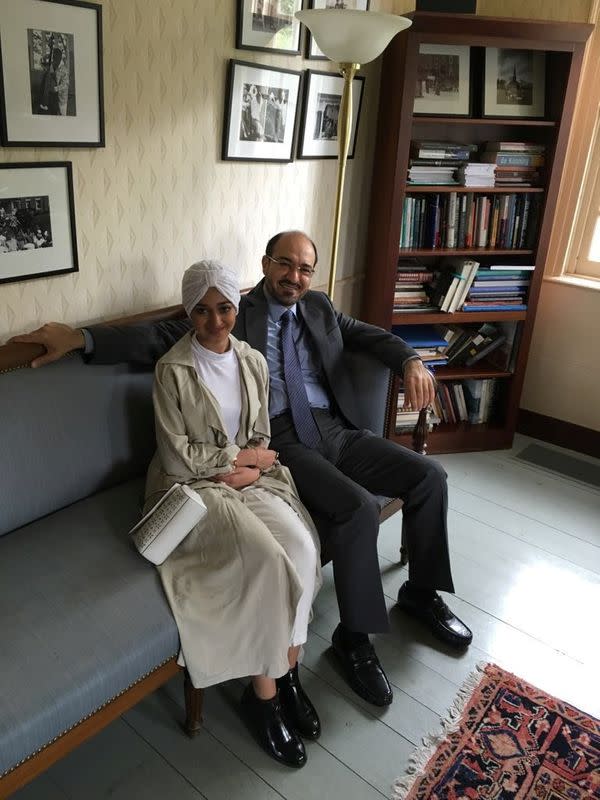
[10,230,472,707]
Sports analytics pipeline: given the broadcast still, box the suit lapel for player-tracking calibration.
[298,293,333,374]
[240,281,268,355]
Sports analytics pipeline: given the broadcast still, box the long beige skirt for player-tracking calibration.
[157,484,309,688]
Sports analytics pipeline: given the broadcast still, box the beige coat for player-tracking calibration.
[145,332,320,688]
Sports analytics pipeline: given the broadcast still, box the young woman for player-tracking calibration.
[144,259,321,768]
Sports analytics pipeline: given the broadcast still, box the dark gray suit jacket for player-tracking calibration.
[89,280,418,429]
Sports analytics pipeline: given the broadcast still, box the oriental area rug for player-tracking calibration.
[393,662,600,800]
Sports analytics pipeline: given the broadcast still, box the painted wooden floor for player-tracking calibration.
[14,434,600,800]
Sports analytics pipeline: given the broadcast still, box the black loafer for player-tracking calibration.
[276,665,321,740]
[241,684,307,768]
[396,582,473,648]
[331,625,393,707]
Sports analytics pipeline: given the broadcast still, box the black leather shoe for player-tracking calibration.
[276,665,321,740]
[241,684,307,768]
[331,625,393,706]
[396,582,473,648]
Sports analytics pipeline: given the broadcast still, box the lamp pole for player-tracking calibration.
[328,61,359,299]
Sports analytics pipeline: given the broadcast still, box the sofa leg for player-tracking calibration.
[399,523,409,567]
[183,670,204,738]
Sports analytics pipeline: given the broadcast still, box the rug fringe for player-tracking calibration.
[391,661,488,800]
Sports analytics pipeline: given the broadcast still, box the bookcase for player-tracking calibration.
[361,12,592,455]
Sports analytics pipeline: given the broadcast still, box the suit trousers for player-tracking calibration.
[269,409,454,634]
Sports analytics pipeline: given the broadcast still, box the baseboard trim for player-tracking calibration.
[517,410,600,458]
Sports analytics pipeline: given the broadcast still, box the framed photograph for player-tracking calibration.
[483,48,546,118]
[236,0,302,55]
[222,60,302,163]
[413,44,471,117]
[0,162,78,286]
[305,0,370,61]
[0,0,104,147]
[297,69,365,159]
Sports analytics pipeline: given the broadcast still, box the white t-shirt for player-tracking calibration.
[191,336,242,443]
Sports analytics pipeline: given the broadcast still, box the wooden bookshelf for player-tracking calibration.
[362,12,593,455]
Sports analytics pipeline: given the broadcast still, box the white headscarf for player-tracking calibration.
[181,259,241,317]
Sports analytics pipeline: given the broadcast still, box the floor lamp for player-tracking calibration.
[295,9,412,299]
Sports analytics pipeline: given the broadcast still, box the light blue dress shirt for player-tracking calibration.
[264,288,330,417]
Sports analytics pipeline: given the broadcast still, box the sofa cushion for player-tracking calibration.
[0,357,156,537]
[0,478,179,777]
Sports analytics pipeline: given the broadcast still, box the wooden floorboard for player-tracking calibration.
[12,435,600,800]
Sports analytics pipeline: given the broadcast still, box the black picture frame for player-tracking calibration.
[0,0,104,147]
[0,162,79,286]
[305,0,371,61]
[222,59,302,163]
[297,69,365,159]
[413,43,472,117]
[236,0,302,55]
[483,48,546,119]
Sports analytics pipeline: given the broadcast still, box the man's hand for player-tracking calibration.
[7,323,85,368]
[211,466,260,490]
[402,359,436,410]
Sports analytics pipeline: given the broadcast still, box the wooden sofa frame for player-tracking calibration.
[0,303,426,797]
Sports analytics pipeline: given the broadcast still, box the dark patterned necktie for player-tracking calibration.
[280,310,321,448]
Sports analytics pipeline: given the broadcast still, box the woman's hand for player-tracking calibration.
[235,448,278,470]
[211,466,260,489]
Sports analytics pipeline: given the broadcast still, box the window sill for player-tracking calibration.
[544,274,600,291]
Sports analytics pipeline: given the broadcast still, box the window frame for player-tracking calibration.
[546,0,600,290]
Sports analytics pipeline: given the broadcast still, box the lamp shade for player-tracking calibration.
[295,9,411,65]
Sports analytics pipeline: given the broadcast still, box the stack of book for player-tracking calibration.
[394,259,437,312]
[462,267,531,311]
[392,324,450,367]
[395,393,440,434]
[443,322,507,366]
[457,163,496,188]
[408,164,459,186]
[435,378,497,425]
[481,141,545,187]
[427,257,479,312]
[407,140,475,185]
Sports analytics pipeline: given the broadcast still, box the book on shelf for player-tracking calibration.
[487,264,535,271]
[462,302,527,311]
[481,152,545,167]
[448,258,480,312]
[484,141,546,153]
[392,324,449,349]
[462,379,497,424]
[409,158,468,167]
[463,332,507,367]
[410,140,476,160]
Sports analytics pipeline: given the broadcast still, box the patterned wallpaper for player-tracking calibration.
[0,0,413,340]
[0,0,589,344]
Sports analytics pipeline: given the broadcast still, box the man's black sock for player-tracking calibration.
[338,624,370,647]
[404,581,436,603]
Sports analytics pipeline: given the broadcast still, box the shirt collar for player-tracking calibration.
[263,283,297,323]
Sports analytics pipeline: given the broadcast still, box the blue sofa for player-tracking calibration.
[0,304,412,796]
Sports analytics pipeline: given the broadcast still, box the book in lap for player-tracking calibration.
[129,483,207,565]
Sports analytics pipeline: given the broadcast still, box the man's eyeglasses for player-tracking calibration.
[264,255,315,277]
